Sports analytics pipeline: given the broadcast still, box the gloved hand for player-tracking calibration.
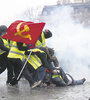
[27,44,32,49]
[9,77,18,85]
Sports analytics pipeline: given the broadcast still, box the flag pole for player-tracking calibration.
[17,50,32,80]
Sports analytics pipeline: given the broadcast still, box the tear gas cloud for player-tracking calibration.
[40,6,90,81]
[0,5,90,81]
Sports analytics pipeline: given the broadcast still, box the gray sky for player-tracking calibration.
[0,0,57,25]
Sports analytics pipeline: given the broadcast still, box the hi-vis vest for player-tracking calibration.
[0,37,9,55]
[8,40,14,48]
[52,74,63,80]
[24,48,45,70]
[35,32,46,48]
[8,42,25,60]
[52,74,66,84]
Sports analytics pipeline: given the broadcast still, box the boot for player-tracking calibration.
[72,78,86,85]
[66,74,86,85]
[31,80,42,88]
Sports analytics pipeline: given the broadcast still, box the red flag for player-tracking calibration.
[2,20,45,48]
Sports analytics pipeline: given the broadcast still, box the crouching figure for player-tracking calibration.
[43,67,86,87]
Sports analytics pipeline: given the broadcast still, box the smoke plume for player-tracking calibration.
[40,6,90,81]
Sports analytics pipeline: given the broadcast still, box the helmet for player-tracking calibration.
[0,25,7,33]
[0,25,7,36]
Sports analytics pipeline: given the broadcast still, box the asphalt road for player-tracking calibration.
[0,72,90,100]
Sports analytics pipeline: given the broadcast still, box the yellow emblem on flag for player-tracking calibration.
[15,22,32,40]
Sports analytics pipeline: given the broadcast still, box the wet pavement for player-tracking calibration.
[0,73,90,100]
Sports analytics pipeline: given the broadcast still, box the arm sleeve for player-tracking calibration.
[17,42,30,51]
[35,52,55,73]
[52,56,59,67]
[0,38,10,52]
[43,30,52,39]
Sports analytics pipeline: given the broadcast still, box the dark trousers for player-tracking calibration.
[0,54,7,74]
[33,66,46,82]
[0,53,14,83]
[24,60,46,83]
[9,58,34,86]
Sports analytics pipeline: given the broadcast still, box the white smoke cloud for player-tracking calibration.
[1,4,90,82]
[0,0,57,26]
[40,6,90,81]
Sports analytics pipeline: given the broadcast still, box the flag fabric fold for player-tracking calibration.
[2,20,45,48]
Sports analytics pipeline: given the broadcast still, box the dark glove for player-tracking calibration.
[9,77,18,85]
[25,51,35,55]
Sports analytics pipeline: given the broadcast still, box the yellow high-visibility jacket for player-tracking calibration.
[52,74,66,85]
[35,32,46,48]
[8,42,25,60]
[0,37,9,55]
[8,40,14,48]
[24,48,45,70]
